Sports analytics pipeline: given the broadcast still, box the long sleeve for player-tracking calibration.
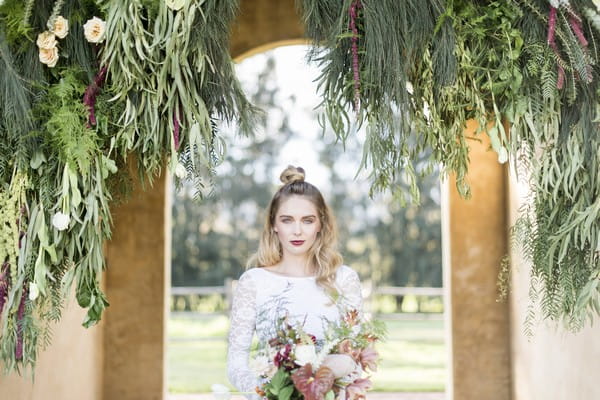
[339,267,363,313]
[227,272,259,397]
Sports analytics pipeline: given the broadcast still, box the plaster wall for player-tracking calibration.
[445,120,512,400]
[102,167,170,400]
[508,168,600,400]
[0,289,104,400]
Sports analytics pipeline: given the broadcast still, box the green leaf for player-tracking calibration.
[279,385,294,400]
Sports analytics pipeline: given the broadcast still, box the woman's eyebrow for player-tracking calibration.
[278,214,317,218]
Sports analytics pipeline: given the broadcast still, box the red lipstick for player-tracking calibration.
[290,240,305,246]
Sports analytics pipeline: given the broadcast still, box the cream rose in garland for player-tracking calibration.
[36,31,57,49]
[39,47,59,67]
[83,16,106,43]
[52,16,69,39]
[36,31,59,67]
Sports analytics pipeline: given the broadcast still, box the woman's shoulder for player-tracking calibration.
[238,267,262,281]
[335,264,359,281]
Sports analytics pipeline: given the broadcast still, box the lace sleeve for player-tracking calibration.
[227,271,259,398]
[339,267,363,313]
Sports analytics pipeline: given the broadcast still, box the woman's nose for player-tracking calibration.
[294,222,302,235]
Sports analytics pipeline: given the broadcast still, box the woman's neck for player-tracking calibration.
[272,254,314,277]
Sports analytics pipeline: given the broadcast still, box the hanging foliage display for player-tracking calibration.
[299,0,600,330]
[0,0,599,374]
[0,0,256,372]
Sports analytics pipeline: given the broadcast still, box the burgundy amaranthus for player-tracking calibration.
[349,0,362,112]
[173,108,181,151]
[15,285,28,360]
[547,6,566,89]
[83,65,108,126]
[0,262,9,318]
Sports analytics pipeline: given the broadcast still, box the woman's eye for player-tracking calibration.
[303,219,314,224]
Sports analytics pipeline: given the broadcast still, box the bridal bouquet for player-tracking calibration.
[251,310,385,400]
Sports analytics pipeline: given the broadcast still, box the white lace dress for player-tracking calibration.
[227,265,363,398]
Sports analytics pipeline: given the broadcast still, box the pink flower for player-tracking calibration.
[338,339,360,362]
[291,364,335,400]
[345,378,372,400]
[358,346,379,372]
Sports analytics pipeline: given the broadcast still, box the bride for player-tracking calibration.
[227,165,363,398]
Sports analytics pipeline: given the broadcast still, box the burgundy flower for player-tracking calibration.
[83,65,108,126]
[0,263,9,317]
[291,364,335,400]
[15,285,28,360]
[345,378,372,400]
[274,343,292,368]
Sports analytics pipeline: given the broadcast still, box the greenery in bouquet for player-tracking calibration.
[252,310,386,400]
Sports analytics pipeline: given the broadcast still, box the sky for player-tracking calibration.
[219,44,370,196]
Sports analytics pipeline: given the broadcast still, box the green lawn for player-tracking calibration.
[167,314,446,393]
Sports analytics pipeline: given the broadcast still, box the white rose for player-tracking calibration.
[52,212,70,231]
[174,163,187,179]
[29,282,40,301]
[166,0,186,11]
[594,0,600,11]
[210,384,231,400]
[249,354,272,376]
[294,344,317,366]
[497,146,509,164]
[39,47,59,67]
[36,31,57,49]
[83,17,106,43]
[52,16,69,39]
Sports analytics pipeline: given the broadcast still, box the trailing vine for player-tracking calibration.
[0,0,256,372]
[0,0,599,375]
[300,0,600,330]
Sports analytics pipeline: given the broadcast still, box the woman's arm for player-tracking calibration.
[227,272,259,396]
[339,266,363,313]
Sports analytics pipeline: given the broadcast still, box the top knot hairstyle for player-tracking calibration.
[280,165,305,185]
[247,165,343,295]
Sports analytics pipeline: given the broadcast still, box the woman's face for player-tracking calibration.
[273,195,322,259]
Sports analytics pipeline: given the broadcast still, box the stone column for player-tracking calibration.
[103,165,171,400]
[443,120,512,400]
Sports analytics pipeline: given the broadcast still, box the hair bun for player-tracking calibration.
[280,165,305,185]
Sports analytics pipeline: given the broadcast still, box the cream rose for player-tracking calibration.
[51,211,70,230]
[29,282,40,301]
[174,163,187,179]
[165,0,186,11]
[83,17,106,43]
[497,146,509,164]
[39,47,59,68]
[36,31,57,49]
[52,16,69,39]
[294,344,317,366]
[593,0,600,11]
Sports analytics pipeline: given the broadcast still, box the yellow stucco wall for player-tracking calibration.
[0,289,104,400]
[508,168,600,400]
[444,120,512,400]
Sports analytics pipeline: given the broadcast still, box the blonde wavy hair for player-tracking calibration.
[247,166,343,294]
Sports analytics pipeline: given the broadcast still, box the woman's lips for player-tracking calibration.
[290,240,305,246]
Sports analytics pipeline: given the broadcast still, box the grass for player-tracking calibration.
[167,314,446,393]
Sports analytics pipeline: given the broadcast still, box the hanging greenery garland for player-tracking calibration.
[0,0,256,372]
[1,0,599,374]
[299,0,600,330]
